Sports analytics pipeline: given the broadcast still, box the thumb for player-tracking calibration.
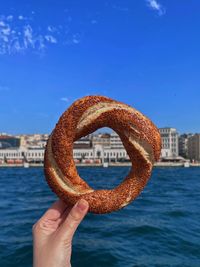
[57,199,89,243]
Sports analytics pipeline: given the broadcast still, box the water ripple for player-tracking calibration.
[0,167,200,267]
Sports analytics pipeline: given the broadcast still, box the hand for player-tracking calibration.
[33,199,89,267]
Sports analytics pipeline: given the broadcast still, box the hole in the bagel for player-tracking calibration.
[73,128,130,190]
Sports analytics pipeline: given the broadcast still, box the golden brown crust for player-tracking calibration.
[44,95,161,214]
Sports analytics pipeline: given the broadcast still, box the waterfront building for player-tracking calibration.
[0,145,128,164]
[110,131,124,149]
[72,145,128,163]
[159,127,179,158]
[0,148,44,163]
[92,133,111,147]
[73,132,127,162]
[188,134,200,162]
[0,135,20,149]
[74,137,91,149]
[178,134,193,159]
[16,134,49,149]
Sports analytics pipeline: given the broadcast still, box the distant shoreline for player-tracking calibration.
[0,162,200,168]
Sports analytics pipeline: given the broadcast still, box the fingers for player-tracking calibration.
[41,199,67,221]
[56,207,71,227]
[57,199,89,243]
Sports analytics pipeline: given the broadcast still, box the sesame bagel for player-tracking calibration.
[44,96,161,214]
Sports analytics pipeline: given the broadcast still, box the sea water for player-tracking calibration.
[0,167,200,267]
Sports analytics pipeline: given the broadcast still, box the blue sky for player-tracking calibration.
[0,0,199,134]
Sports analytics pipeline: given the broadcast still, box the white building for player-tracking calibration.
[110,132,124,149]
[0,148,45,163]
[0,145,128,164]
[92,133,110,148]
[16,134,49,149]
[74,137,91,149]
[159,127,179,158]
[73,144,128,163]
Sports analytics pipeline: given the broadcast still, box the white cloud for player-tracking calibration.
[0,16,60,55]
[72,33,81,44]
[0,12,82,55]
[45,35,57,43]
[12,40,23,52]
[1,26,11,36]
[0,21,6,27]
[18,15,25,20]
[23,25,34,48]
[146,0,165,16]
[47,25,57,32]
[73,38,80,44]
[6,15,13,21]
[60,97,69,102]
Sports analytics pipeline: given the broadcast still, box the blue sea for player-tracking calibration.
[0,167,200,267]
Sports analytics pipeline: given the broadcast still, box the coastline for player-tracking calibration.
[0,162,200,168]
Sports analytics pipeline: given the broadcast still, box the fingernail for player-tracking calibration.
[77,199,88,212]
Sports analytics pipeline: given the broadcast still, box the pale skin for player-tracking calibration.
[32,199,89,267]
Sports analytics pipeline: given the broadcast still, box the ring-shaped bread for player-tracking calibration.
[44,96,161,214]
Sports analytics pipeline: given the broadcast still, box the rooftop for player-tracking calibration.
[0,135,18,139]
